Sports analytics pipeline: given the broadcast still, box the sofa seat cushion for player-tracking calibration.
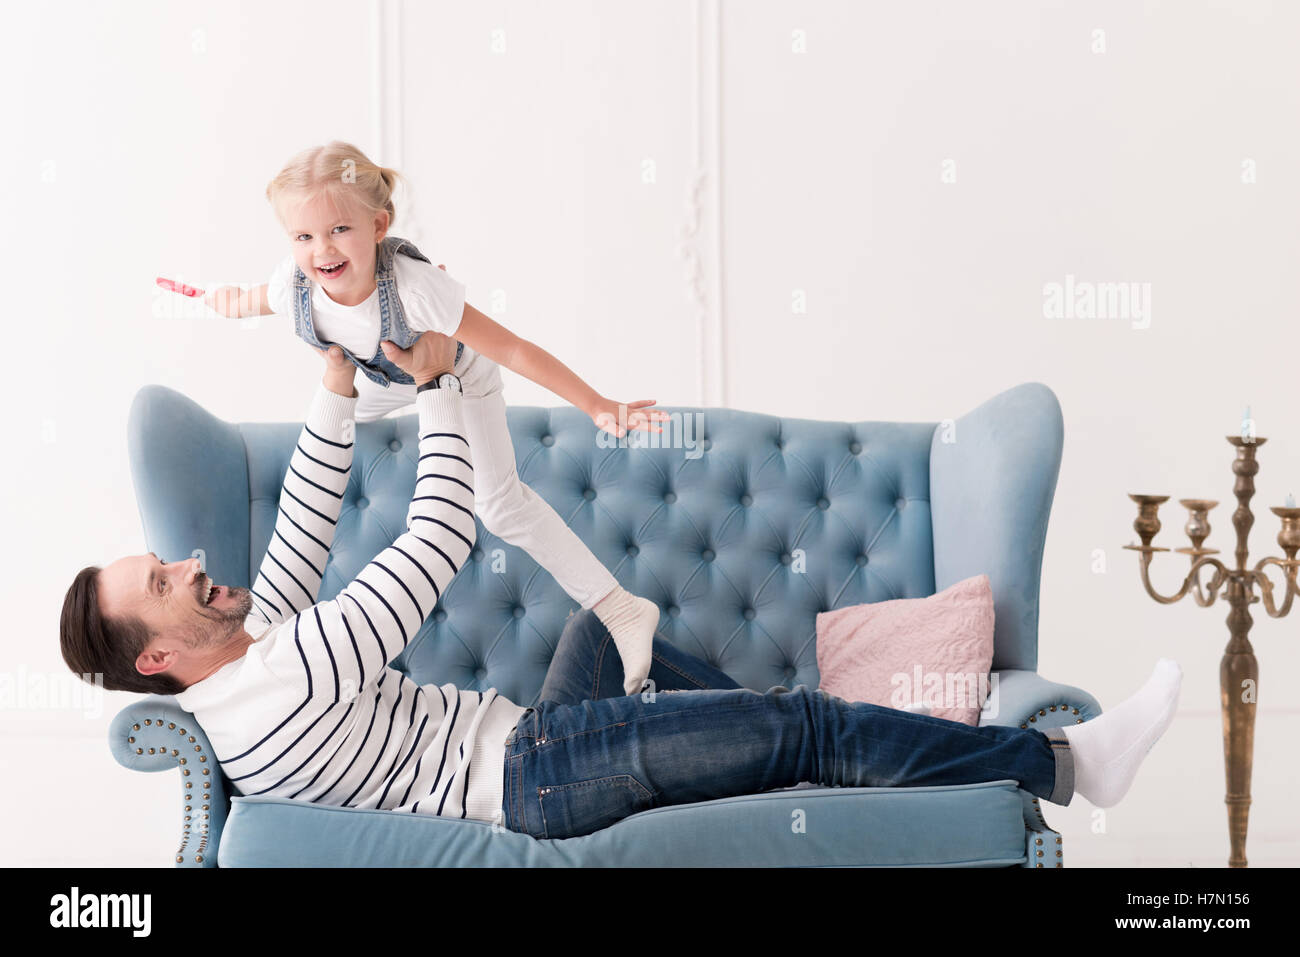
[219,779,1031,867]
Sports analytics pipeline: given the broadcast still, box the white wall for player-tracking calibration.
[2,0,1296,867]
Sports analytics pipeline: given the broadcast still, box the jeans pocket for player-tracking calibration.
[537,774,656,840]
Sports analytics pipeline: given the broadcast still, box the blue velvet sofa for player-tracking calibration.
[110,379,1100,867]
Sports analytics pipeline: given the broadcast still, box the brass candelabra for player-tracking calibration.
[1125,433,1300,868]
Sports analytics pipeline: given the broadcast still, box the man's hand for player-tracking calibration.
[316,344,357,398]
[379,333,458,387]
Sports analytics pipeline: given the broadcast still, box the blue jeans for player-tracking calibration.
[501,609,1075,839]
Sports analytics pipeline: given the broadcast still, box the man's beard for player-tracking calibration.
[183,586,255,649]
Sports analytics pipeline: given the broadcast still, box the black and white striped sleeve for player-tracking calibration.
[248,385,356,628]
[305,387,475,689]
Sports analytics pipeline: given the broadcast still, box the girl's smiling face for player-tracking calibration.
[282,188,390,305]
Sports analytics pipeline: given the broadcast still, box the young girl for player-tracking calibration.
[167,140,667,696]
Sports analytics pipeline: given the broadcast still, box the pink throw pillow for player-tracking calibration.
[815,574,995,725]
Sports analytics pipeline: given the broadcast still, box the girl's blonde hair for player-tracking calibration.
[265,140,406,234]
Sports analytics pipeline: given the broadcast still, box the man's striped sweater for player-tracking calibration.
[173,383,527,824]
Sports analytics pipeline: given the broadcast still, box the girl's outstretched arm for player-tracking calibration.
[156,277,275,318]
[455,302,669,437]
[205,283,274,318]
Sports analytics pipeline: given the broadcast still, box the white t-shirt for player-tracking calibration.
[265,253,468,360]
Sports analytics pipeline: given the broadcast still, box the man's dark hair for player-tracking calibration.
[60,566,185,695]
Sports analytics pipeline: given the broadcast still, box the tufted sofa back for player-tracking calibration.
[127,382,1063,704]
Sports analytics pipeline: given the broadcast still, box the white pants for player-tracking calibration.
[353,343,619,610]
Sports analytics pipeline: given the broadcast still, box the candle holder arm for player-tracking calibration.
[1130,548,1230,606]
[1249,557,1300,618]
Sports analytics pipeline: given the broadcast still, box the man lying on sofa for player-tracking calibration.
[60,330,1182,840]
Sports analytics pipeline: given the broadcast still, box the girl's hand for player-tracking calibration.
[202,285,246,318]
[315,344,357,398]
[156,276,205,298]
[590,398,670,438]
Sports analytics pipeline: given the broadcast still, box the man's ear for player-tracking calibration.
[135,639,177,678]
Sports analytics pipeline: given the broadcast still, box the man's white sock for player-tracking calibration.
[1061,658,1182,807]
[591,586,659,696]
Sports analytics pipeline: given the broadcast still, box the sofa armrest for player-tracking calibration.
[1019,790,1065,868]
[985,671,1095,869]
[109,695,229,868]
[930,381,1064,673]
[979,669,1102,730]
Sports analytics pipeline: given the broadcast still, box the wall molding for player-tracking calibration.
[677,0,726,407]
[370,0,422,245]
[374,0,724,403]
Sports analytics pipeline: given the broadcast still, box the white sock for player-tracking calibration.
[1061,658,1182,807]
[591,586,659,696]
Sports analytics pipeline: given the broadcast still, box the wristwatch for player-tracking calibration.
[417,372,462,394]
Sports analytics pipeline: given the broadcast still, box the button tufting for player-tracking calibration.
[780,553,792,565]
[513,606,525,619]
[850,441,862,454]
[775,439,784,450]
[739,494,753,507]
[389,439,402,452]
[540,434,555,446]
[743,607,756,620]
[435,609,448,622]
[896,498,906,510]
[626,544,640,557]
[472,548,484,561]
[701,548,715,562]
[817,497,829,510]
[663,492,676,504]
[357,497,369,509]
[666,604,680,617]
[856,554,868,566]
[475,668,487,681]
[583,488,596,501]
[702,438,711,450]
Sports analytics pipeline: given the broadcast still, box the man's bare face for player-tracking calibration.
[98,553,254,654]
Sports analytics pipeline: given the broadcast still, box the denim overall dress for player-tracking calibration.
[289,234,463,388]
